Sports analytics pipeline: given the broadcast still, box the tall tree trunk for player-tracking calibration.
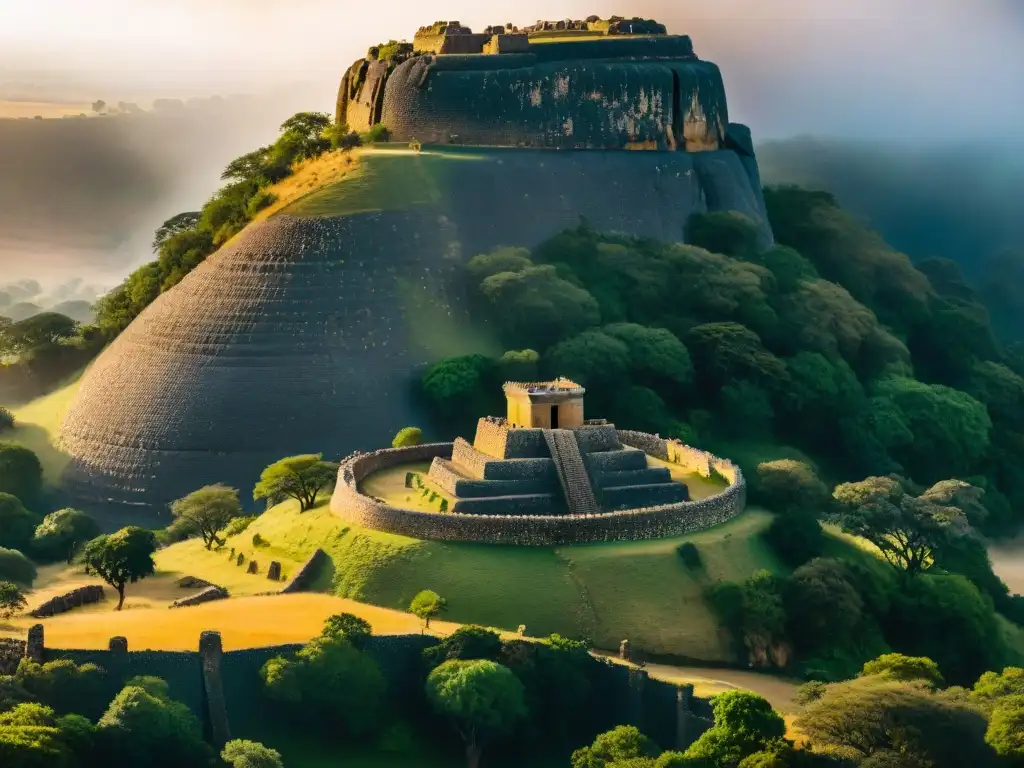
[466,742,482,768]
[116,585,126,611]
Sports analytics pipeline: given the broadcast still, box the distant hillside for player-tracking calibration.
[758,138,1024,271]
[757,137,1024,340]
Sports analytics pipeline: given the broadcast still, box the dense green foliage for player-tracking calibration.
[320,612,372,649]
[425,195,1024,537]
[94,111,340,336]
[29,509,100,564]
[0,547,35,586]
[0,493,39,553]
[261,633,386,737]
[685,691,786,766]
[0,444,42,506]
[253,454,338,512]
[81,527,156,610]
[221,739,284,768]
[426,659,527,768]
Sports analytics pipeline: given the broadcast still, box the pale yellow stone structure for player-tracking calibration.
[503,378,585,430]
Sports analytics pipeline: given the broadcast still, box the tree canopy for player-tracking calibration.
[82,527,156,610]
[253,454,338,512]
[426,659,526,768]
[170,484,242,549]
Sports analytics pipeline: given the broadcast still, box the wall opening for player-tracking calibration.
[551,405,560,429]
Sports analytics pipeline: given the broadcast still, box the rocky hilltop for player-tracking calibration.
[58,18,775,521]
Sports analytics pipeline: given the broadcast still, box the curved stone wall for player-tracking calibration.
[329,436,746,546]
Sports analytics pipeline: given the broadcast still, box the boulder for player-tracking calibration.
[170,586,229,608]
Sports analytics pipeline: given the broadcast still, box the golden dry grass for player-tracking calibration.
[3,592,465,651]
[247,149,362,224]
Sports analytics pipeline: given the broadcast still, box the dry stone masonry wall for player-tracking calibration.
[29,585,104,618]
[330,432,745,545]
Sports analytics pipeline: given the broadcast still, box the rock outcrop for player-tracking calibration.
[57,18,774,521]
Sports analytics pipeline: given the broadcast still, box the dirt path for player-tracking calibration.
[594,651,800,713]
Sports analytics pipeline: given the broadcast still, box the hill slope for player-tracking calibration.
[156,500,788,662]
[57,146,773,521]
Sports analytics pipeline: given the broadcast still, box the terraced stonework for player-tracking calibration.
[330,421,745,546]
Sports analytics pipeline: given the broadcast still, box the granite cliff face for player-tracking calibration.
[58,19,775,521]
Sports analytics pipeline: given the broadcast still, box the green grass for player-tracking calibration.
[280,148,482,218]
[160,501,790,661]
[6,372,83,485]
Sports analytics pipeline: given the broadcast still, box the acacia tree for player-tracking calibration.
[410,589,447,629]
[833,476,971,575]
[82,527,156,610]
[426,659,526,768]
[151,212,201,251]
[253,454,338,512]
[170,485,242,549]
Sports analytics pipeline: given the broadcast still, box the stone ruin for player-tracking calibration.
[29,585,105,618]
[171,585,229,609]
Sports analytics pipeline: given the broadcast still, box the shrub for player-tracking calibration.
[755,459,829,514]
[245,190,276,217]
[392,426,423,448]
[424,625,502,668]
[0,547,35,585]
[0,493,37,552]
[859,653,945,687]
[361,124,390,143]
[16,658,106,719]
[321,613,371,649]
[221,739,283,768]
[0,408,13,433]
[252,533,265,547]
[676,542,702,570]
[763,512,824,567]
[221,515,257,537]
[0,443,43,504]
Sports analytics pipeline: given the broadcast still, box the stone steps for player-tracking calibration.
[544,429,600,516]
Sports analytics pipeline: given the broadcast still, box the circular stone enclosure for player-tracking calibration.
[329,435,746,546]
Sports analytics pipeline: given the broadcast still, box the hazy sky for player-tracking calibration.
[2,0,1023,139]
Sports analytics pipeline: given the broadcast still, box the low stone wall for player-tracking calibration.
[171,586,229,608]
[452,494,560,516]
[585,448,649,473]
[280,548,330,594]
[29,585,105,618]
[617,430,669,460]
[330,434,746,546]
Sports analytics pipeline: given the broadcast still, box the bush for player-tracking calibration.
[763,512,824,567]
[361,124,390,143]
[221,739,283,768]
[245,190,276,217]
[755,459,829,514]
[860,653,945,687]
[16,658,106,719]
[0,408,13,433]
[0,443,43,503]
[221,515,257,537]
[0,493,37,552]
[424,625,502,668]
[0,547,35,585]
[676,542,702,570]
[252,533,265,547]
[392,427,423,448]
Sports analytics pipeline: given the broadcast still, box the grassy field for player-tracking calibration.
[279,146,483,218]
[358,462,453,512]
[7,373,84,484]
[129,500,789,661]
